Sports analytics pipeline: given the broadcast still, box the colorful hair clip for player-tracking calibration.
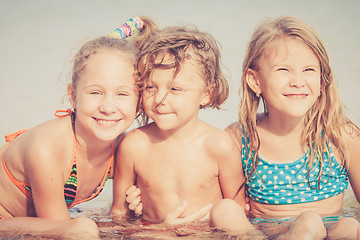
[108,17,144,39]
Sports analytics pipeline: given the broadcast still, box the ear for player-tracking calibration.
[67,84,77,109]
[245,68,262,96]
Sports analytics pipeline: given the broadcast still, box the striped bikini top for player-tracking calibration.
[62,136,114,208]
[2,109,114,208]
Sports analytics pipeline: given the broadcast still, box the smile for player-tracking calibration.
[283,94,308,99]
[94,118,121,127]
[154,109,172,115]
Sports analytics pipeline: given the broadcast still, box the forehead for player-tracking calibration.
[78,50,135,86]
[262,37,319,64]
[150,54,205,87]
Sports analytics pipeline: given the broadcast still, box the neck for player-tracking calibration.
[259,112,305,137]
[156,118,203,142]
[72,123,113,165]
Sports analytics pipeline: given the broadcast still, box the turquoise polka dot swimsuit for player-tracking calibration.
[241,134,348,205]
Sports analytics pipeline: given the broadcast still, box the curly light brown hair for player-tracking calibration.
[136,25,229,124]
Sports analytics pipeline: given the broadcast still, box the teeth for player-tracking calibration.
[97,119,119,126]
[286,94,306,99]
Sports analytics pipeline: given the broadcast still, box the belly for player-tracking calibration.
[139,183,223,223]
[249,193,345,218]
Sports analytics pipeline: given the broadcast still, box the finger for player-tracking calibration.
[163,201,187,224]
[200,212,210,221]
[174,203,212,225]
[134,202,143,216]
[128,196,141,210]
[126,188,141,203]
[126,185,139,196]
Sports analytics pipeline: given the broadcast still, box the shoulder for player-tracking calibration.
[340,121,360,150]
[226,121,241,131]
[225,121,242,137]
[203,123,240,160]
[338,121,360,148]
[225,121,243,148]
[331,121,360,168]
[3,118,73,178]
[23,118,73,165]
[28,117,71,145]
[117,123,155,156]
[120,124,154,146]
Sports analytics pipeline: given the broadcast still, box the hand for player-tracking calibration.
[126,185,142,216]
[163,201,213,225]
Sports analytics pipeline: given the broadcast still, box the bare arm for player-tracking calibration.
[224,122,249,211]
[215,131,246,208]
[25,139,70,219]
[110,132,137,216]
[344,123,360,202]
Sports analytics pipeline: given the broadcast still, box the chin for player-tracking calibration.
[155,123,176,131]
[95,127,128,142]
[94,134,118,143]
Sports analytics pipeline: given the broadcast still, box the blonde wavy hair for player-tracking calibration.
[237,16,356,187]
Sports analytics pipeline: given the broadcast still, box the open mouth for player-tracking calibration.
[94,118,121,127]
[283,94,308,99]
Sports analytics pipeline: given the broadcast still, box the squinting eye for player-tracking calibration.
[277,68,289,71]
[90,91,101,95]
[145,85,156,92]
[304,68,315,72]
[171,87,182,92]
[117,92,129,97]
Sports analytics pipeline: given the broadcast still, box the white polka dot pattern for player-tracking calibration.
[241,136,348,205]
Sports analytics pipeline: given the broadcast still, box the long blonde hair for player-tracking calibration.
[239,16,353,186]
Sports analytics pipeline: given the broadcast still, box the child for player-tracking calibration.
[210,16,360,239]
[0,17,154,239]
[110,24,245,224]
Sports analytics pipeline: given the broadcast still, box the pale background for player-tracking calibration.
[1,0,359,144]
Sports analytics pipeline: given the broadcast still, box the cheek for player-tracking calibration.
[142,94,155,108]
[308,77,321,94]
[142,93,152,103]
[121,98,139,117]
[75,95,97,111]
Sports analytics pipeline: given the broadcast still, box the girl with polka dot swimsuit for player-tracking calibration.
[210,16,360,240]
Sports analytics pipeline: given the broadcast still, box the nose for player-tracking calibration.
[99,95,116,115]
[153,88,169,106]
[289,73,305,88]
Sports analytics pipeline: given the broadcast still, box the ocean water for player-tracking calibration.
[1,0,360,239]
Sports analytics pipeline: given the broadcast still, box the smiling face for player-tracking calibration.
[68,49,138,142]
[142,57,210,132]
[247,37,321,119]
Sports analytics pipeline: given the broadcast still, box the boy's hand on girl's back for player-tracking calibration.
[126,185,143,216]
